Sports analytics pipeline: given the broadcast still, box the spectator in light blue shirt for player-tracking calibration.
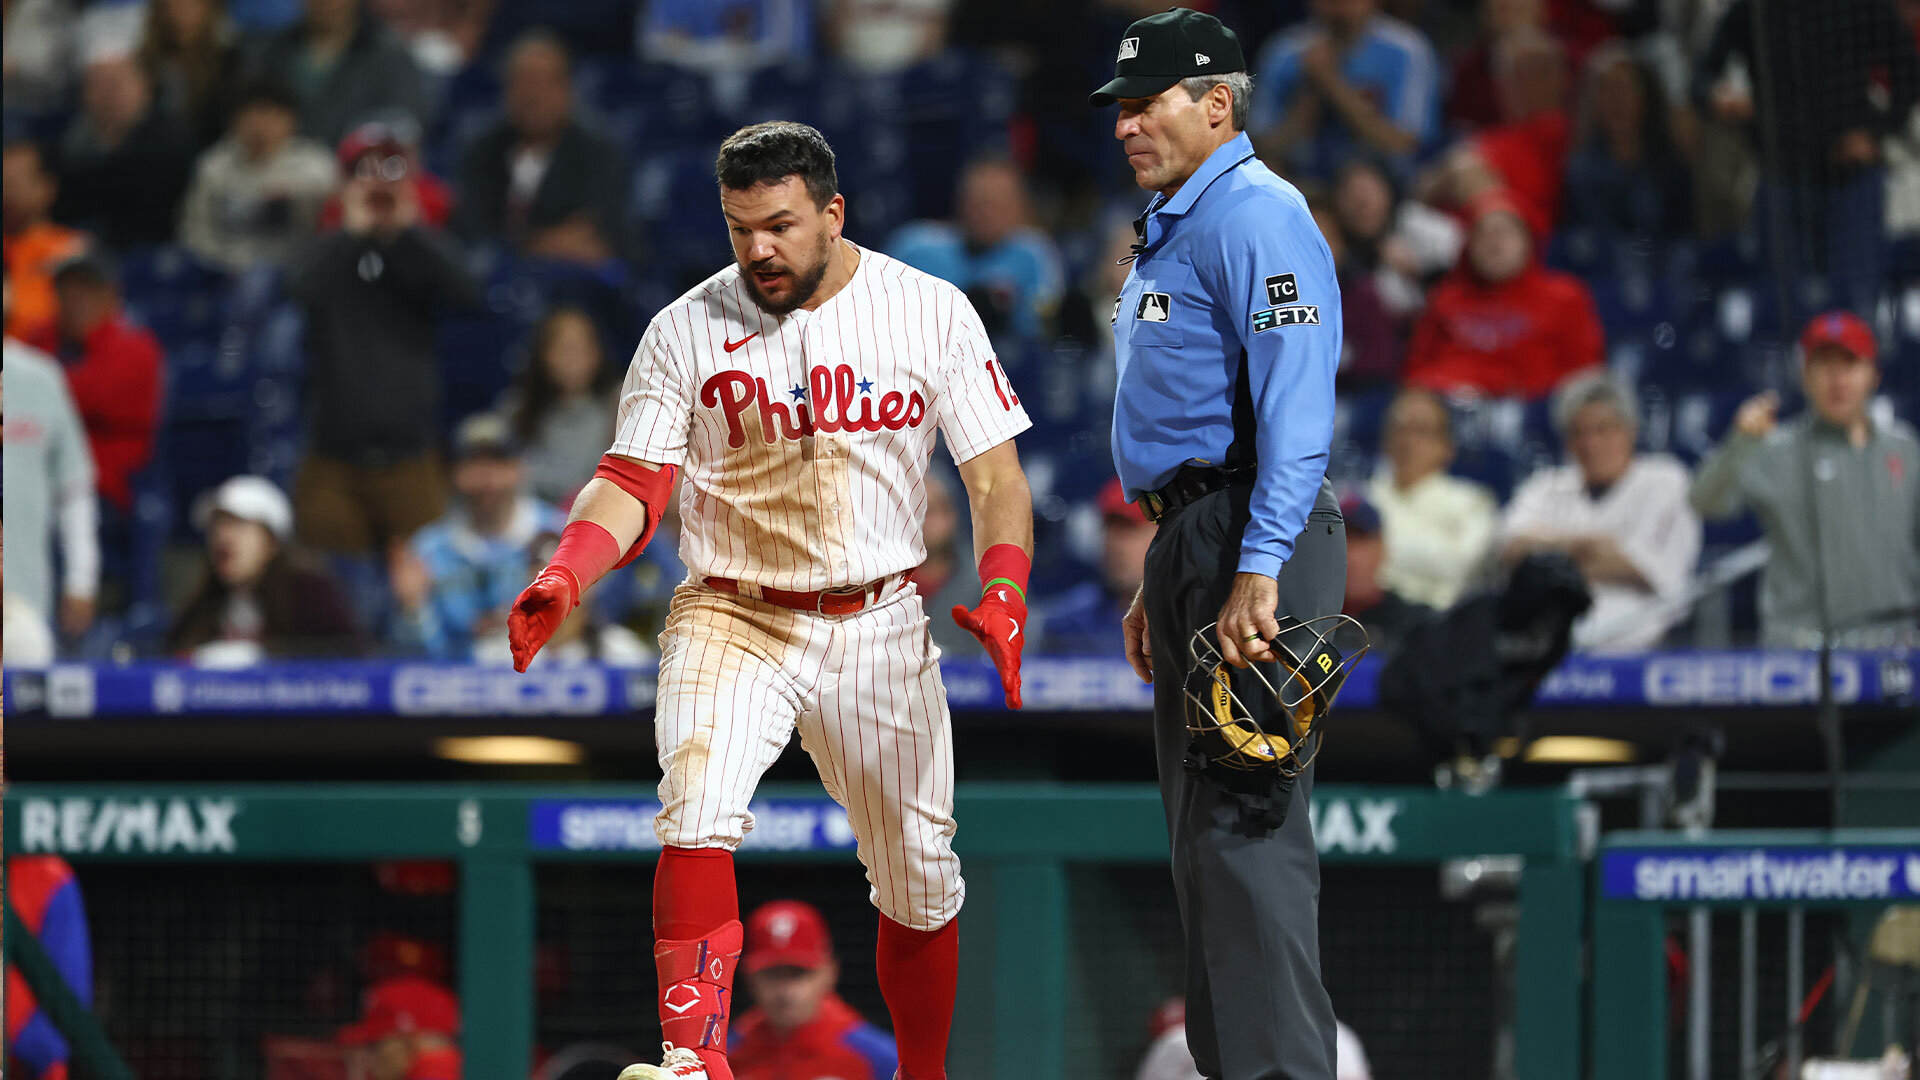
[886,158,1064,342]
[392,412,565,659]
[1250,0,1441,182]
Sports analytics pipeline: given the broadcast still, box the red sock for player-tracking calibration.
[876,915,958,1080]
[654,845,739,939]
[654,847,741,1079]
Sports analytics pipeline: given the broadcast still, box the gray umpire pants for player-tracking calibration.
[1141,477,1345,1080]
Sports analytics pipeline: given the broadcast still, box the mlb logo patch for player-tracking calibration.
[1118,37,1140,61]
[1136,292,1172,322]
[1265,273,1298,307]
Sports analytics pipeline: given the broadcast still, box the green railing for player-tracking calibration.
[4,782,1589,1079]
[1589,828,1920,1079]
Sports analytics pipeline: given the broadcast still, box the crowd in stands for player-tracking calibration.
[4,0,1919,670]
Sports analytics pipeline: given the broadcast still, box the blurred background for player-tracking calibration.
[2,0,1917,1077]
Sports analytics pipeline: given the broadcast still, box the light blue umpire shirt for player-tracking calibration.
[1111,130,1343,578]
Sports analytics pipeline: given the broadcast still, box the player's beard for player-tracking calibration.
[742,232,834,317]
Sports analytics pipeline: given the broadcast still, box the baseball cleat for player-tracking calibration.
[617,1045,709,1079]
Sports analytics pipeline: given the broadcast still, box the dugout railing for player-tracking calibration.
[1590,828,1920,1080]
[3,782,1589,1080]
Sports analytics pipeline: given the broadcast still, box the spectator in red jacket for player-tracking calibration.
[729,900,897,1080]
[1404,192,1602,399]
[29,254,163,511]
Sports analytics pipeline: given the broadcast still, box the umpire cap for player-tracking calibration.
[1090,8,1246,107]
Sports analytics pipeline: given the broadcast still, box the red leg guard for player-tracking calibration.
[656,920,743,1080]
[877,916,958,1080]
[653,847,741,1078]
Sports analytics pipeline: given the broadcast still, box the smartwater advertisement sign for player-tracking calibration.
[1601,846,1920,903]
[530,798,858,853]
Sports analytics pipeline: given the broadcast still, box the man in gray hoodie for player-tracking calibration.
[1690,311,1920,648]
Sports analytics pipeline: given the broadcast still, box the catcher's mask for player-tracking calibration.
[1182,614,1370,777]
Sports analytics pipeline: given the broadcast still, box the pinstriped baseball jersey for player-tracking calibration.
[610,243,1032,592]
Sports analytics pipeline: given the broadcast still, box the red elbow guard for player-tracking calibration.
[593,455,678,567]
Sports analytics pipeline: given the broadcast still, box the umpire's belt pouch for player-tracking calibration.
[1185,746,1295,834]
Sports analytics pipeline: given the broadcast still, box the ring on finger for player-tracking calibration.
[1243,631,1264,642]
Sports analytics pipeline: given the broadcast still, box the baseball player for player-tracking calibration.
[505,121,1034,1080]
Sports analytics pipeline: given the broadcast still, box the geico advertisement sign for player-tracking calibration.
[17,797,240,854]
[1642,653,1860,706]
[391,667,608,714]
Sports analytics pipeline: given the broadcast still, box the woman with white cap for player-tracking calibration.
[167,475,362,662]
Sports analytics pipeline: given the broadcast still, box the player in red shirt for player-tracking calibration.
[728,901,897,1080]
[339,975,462,1080]
[1405,191,1602,400]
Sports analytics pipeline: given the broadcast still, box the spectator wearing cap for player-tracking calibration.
[1365,388,1498,611]
[729,900,897,1080]
[887,158,1065,342]
[26,254,164,515]
[284,138,478,556]
[3,142,91,343]
[906,466,983,659]
[167,475,364,661]
[321,120,454,231]
[390,413,566,659]
[1038,478,1157,656]
[3,279,101,655]
[1403,191,1602,400]
[452,30,630,264]
[53,50,196,249]
[1501,372,1701,652]
[339,974,461,1080]
[1692,312,1920,648]
[245,0,430,146]
[179,80,338,271]
[1249,0,1441,182]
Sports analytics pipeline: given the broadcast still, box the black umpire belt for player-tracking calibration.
[1138,464,1254,524]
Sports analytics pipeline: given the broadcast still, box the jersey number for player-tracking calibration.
[985,359,1020,411]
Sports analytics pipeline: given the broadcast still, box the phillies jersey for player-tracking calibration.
[609,243,1032,592]
[728,994,896,1080]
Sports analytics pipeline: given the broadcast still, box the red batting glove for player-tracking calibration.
[952,586,1028,709]
[507,568,579,673]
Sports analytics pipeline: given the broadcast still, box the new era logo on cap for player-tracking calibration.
[1196,52,1210,64]
[1118,37,1139,61]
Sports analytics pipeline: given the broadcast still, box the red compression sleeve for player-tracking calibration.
[549,520,623,596]
[976,543,1031,603]
[592,455,677,567]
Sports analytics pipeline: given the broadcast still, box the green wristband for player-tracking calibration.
[982,578,1026,603]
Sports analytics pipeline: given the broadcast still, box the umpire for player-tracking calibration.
[1094,10,1347,1080]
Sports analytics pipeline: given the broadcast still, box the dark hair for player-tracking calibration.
[504,28,572,77]
[714,122,838,208]
[509,305,610,442]
[232,77,300,117]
